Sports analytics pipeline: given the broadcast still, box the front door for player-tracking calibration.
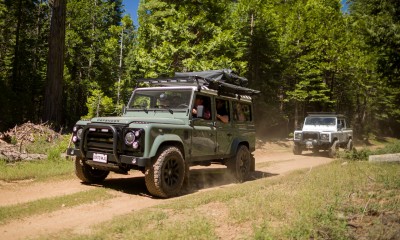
[191,94,216,159]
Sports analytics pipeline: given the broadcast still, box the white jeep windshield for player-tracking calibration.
[305,117,336,126]
[128,89,192,110]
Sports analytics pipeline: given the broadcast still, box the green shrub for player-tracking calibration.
[340,139,400,161]
[47,135,71,161]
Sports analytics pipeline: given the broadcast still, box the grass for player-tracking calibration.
[49,161,400,240]
[339,138,400,161]
[0,188,114,224]
[0,158,74,182]
[0,134,74,182]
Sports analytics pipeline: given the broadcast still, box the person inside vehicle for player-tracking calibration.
[235,103,246,122]
[216,99,229,123]
[192,96,211,119]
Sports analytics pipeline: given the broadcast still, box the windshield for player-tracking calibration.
[128,89,192,110]
[304,117,336,126]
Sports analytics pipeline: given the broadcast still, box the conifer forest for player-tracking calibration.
[0,0,399,138]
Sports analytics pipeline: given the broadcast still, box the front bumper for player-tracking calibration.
[293,140,330,149]
[67,148,149,167]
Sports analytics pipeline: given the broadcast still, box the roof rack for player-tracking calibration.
[136,70,260,98]
[307,112,345,117]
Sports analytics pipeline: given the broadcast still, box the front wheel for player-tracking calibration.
[75,157,109,183]
[293,144,302,155]
[328,140,339,158]
[227,145,251,182]
[145,146,186,198]
[346,139,353,151]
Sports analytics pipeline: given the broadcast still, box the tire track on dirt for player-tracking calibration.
[0,194,164,240]
[0,149,335,240]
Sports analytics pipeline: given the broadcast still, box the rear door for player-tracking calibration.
[215,98,233,156]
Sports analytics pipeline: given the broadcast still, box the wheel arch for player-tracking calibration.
[149,134,185,159]
[230,138,249,157]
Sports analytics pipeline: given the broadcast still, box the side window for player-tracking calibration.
[215,98,230,123]
[233,102,252,122]
[338,119,345,129]
[192,94,212,120]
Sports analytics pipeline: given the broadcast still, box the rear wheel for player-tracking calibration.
[145,146,185,198]
[228,145,251,182]
[328,140,339,158]
[75,157,109,183]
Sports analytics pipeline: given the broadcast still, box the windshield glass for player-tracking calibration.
[304,117,336,126]
[128,89,192,110]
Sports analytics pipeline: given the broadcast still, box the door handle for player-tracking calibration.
[227,133,232,137]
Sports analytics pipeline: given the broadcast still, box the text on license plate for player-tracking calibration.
[93,153,107,163]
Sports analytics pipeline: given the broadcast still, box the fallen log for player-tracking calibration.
[368,153,400,163]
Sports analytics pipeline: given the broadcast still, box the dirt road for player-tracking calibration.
[0,144,334,240]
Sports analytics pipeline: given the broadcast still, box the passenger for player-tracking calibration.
[235,103,246,122]
[216,99,229,123]
[192,96,211,119]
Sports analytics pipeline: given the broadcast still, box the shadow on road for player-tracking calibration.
[90,167,277,198]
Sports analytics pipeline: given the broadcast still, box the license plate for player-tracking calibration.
[93,153,107,163]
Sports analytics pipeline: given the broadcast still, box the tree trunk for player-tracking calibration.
[43,0,66,126]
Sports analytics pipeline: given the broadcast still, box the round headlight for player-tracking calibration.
[321,134,329,140]
[72,136,78,143]
[125,132,135,145]
[76,128,83,140]
[295,133,302,140]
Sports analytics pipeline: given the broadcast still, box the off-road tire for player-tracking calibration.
[75,157,109,183]
[293,144,302,155]
[145,146,185,198]
[346,139,353,151]
[227,145,251,182]
[328,140,339,158]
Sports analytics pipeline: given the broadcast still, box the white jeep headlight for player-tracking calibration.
[294,133,302,140]
[320,133,329,141]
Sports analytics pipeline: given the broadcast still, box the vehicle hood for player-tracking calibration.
[302,125,336,132]
[90,116,185,125]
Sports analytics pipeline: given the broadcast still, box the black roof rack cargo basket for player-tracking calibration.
[136,69,260,97]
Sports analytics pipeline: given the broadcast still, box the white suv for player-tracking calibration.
[293,113,353,157]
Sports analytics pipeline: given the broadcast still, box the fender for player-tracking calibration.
[229,138,249,157]
[148,134,184,158]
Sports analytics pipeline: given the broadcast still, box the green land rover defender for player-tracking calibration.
[66,70,260,198]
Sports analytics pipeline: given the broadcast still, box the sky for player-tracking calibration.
[122,0,140,25]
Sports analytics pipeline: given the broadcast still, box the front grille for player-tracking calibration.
[86,131,115,153]
[82,124,125,155]
[303,132,319,140]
